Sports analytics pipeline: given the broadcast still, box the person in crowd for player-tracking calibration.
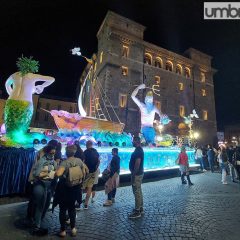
[82,140,100,209]
[178,146,194,186]
[233,146,240,178]
[103,148,120,206]
[207,144,215,172]
[55,142,63,164]
[227,145,238,182]
[55,145,87,237]
[31,145,57,236]
[129,136,144,219]
[195,146,206,172]
[26,140,59,227]
[217,146,229,184]
[74,140,85,160]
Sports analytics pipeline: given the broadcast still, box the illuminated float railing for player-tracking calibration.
[96,147,196,175]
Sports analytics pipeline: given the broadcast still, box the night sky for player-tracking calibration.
[0,0,240,130]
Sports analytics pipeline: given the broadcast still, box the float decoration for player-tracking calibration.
[1,56,55,146]
[131,83,171,145]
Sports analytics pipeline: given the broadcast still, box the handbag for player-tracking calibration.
[102,168,110,182]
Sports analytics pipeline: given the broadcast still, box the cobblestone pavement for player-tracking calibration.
[0,172,240,240]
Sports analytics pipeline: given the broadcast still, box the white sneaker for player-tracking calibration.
[91,198,95,203]
[71,228,77,237]
[103,200,112,206]
[203,169,207,172]
[222,182,228,185]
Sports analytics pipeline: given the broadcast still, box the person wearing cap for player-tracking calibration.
[177,146,193,186]
[131,83,170,145]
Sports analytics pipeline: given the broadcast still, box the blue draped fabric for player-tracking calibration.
[0,147,36,196]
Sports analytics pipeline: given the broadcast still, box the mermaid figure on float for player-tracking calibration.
[131,83,171,145]
[4,56,54,144]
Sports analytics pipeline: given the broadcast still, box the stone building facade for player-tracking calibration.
[81,11,217,144]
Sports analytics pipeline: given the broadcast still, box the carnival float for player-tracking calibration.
[0,52,198,196]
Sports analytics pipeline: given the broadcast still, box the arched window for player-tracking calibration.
[201,72,206,82]
[144,53,152,65]
[119,94,127,108]
[166,61,173,71]
[179,83,184,91]
[176,64,182,75]
[185,67,191,78]
[155,76,160,85]
[155,57,162,68]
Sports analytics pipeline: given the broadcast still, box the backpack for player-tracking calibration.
[66,160,84,187]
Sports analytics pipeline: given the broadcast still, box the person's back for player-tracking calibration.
[84,148,99,173]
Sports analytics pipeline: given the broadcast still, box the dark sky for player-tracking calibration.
[0,0,240,130]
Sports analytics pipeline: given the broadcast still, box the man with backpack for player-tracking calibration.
[55,144,88,237]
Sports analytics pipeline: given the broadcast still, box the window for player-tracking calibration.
[121,66,128,76]
[179,105,185,117]
[57,105,61,110]
[69,106,73,113]
[176,64,182,75]
[155,57,162,68]
[155,76,160,84]
[144,53,152,65]
[100,51,103,63]
[201,72,206,82]
[203,110,208,120]
[155,101,161,110]
[122,45,129,58]
[119,94,127,108]
[44,113,48,121]
[166,61,173,71]
[95,98,100,110]
[201,89,206,96]
[179,83,184,91]
[185,67,191,78]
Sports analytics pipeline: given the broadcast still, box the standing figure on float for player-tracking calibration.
[131,83,170,145]
[4,56,55,138]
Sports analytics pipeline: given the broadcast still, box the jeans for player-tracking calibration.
[208,157,215,172]
[131,174,143,211]
[229,163,238,181]
[220,163,227,183]
[197,157,205,171]
[108,188,116,200]
[59,201,76,231]
[33,181,52,228]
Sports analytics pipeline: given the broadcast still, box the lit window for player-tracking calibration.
[119,94,127,107]
[155,76,160,85]
[144,53,152,65]
[179,105,185,117]
[155,57,162,68]
[94,62,97,72]
[121,66,128,76]
[201,89,206,96]
[201,72,206,82]
[176,64,182,75]
[155,101,161,110]
[166,61,173,71]
[179,83,184,91]
[203,110,208,120]
[122,45,129,58]
[100,51,103,63]
[185,67,191,78]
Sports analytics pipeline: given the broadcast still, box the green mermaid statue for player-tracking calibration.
[4,56,55,143]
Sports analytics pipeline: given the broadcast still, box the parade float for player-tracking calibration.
[0,52,197,196]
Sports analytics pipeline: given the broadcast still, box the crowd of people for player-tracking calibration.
[24,137,240,237]
[24,136,144,237]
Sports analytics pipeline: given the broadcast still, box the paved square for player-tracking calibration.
[0,172,240,240]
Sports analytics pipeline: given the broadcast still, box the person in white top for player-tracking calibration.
[131,83,170,145]
[195,147,207,172]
